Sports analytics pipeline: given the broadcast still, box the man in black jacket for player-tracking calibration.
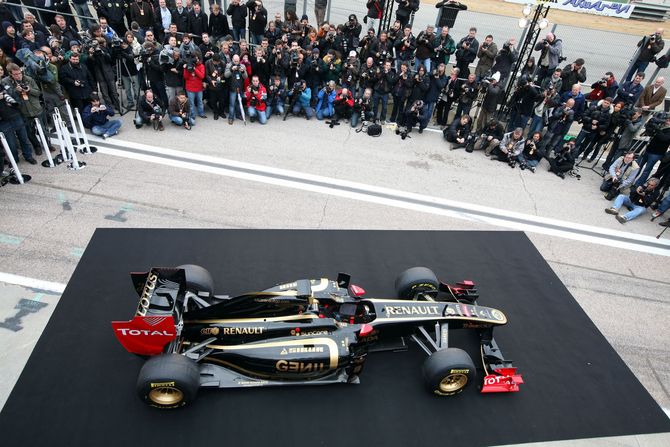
[246,0,267,45]
[143,41,169,106]
[372,59,396,123]
[227,0,247,42]
[506,78,538,132]
[188,2,208,39]
[454,27,478,77]
[395,0,419,28]
[0,84,37,164]
[573,97,612,161]
[172,0,189,33]
[625,28,665,83]
[137,89,165,130]
[58,52,95,111]
[635,118,670,186]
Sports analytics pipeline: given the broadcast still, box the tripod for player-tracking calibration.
[576,137,611,176]
[116,58,139,116]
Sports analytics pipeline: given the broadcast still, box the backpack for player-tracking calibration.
[367,123,382,136]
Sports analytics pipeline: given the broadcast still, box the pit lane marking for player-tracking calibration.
[88,136,670,257]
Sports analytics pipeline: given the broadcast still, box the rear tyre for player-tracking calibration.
[422,348,476,396]
[176,264,215,295]
[137,354,200,409]
[394,267,439,300]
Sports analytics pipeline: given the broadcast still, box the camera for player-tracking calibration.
[558,56,567,63]
[642,111,669,137]
[1,90,17,105]
[111,36,123,48]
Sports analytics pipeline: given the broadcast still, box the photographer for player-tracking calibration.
[143,41,170,106]
[529,85,559,134]
[454,72,477,120]
[365,0,384,33]
[396,99,424,139]
[474,118,504,156]
[475,35,497,81]
[244,74,267,124]
[224,53,248,124]
[340,50,361,90]
[351,87,374,127]
[560,83,585,121]
[188,2,208,39]
[82,94,122,139]
[444,114,472,149]
[634,116,670,187]
[287,80,315,119]
[87,38,120,109]
[369,31,393,66]
[434,66,459,127]
[198,33,216,64]
[393,25,415,72]
[246,0,267,45]
[573,97,612,161]
[606,178,660,223]
[559,59,586,94]
[601,152,639,199]
[455,27,478,78]
[546,140,576,179]
[359,56,378,97]
[130,0,154,34]
[420,63,446,130]
[319,50,342,85]
[58,52,95,111]
[265,75,286,118]
[408,64,429,104]
[118,32,141,109]
[316,80,337,120]
[182,49,206,122]
[541,67,563,93]
[226,0,248,42]
[0,75,38,164]
[250,46,270,88]
[287,44,308,85]
[433,26,456,68]
[517,132,543,172]
[342,14,362,50]
[205,53,227,119]
[2,63,48,157]
[389,62,412,123]
[395,0,419,28]
[625,29,665,83]
[372,60,397,123]
[475,73,501,131]
[603,110,643,170]
[269,40,289,87]
[490,38,516,84]
[208,4,231,42]
[542,98,575,155]
[615,72,645,108]
[137,89,165,130]
[587,72,618,103]
[305,48,322,103]
[162,46,184,101]
[491,127,524,165]
[534,33,563,85]
[506,78,539,132]
[414,25,436,72]
[168,89,194,129]
[330,87,354,126]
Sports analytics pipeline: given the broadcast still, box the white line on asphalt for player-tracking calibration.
[90,136,670,256]
[0,272,65,293]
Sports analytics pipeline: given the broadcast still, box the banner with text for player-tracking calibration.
[504,0,635,19]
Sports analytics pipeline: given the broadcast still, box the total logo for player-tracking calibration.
[484,375,511,385]
[116,328,175,336]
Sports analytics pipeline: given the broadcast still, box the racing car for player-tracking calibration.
[112,265,523,409]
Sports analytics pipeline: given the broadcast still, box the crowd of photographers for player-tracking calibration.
[0,0,669,227]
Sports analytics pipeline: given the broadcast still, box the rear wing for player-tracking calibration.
[112,268,186,355]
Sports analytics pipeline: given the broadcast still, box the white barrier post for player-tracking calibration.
[35,118,55,168]
[73,107,96,154]
[61,122,85,170]
[53,110,69,163]
[0,132,30,184]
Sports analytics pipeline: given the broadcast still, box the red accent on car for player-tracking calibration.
[294,327,300,333]
[111,315,176,355]
[480,368,524,393]
[349,284,366,297]
[458,280,475,289]
[359,324,374,337]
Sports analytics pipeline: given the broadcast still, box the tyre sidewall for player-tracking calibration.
[137,354,200,409]
[395,267,439,299]
[423,348,476,396]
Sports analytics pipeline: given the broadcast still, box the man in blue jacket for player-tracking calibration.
[82,94,122,139]
[316,81,336,120]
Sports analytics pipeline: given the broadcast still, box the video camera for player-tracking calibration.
[642,111,669,137]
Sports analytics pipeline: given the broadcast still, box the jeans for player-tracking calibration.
[530,115,545,134]
[250,33,264,45]
[506,111,530,132]
[517,154,540,167]
[232,28,246,42]
[72,2,96,30]
[625,60,650,83]
[367,18,379,33]
[165,86,177,102]
[266,101,284,118]
[292,103,315,118]
[122,75,139,107]
[372,92,388,121]
[229,90,244,119]
[613,194,647,221]
[420,101,436,129]
[414,57,431,72]
[247,107,267,124]
[316,107,333,120]
[634,152,663,186]
[657,194,670,214]
[0,117,34,160]
[91,120,122,137]
[170,115,195,126]
[351,111,373,127]
[187,90,205,119]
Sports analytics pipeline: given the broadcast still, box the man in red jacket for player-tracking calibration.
[245,74,268,124]
[183,51,207,122]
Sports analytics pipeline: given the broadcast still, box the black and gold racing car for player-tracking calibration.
[113,265,523,409]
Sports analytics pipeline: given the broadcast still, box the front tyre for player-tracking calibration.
[422,348,476,396]
[137,354,200,409]
[395,266,439,300]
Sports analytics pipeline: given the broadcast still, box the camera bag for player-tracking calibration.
[367,123,382,136]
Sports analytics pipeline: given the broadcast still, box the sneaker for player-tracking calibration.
[616,215,627,224]
[529,166,536,173]
[605,207,619,215]
[102,134,109,139]
[520,163,526,170]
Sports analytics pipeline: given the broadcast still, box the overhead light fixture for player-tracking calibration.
[539,18,549,29]
[518,17,528,28]
[522,4,532,16]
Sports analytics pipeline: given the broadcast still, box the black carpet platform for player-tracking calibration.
[2,230,669,446]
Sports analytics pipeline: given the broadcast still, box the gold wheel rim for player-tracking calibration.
[148,386,183,406]
[439,374,468,393]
